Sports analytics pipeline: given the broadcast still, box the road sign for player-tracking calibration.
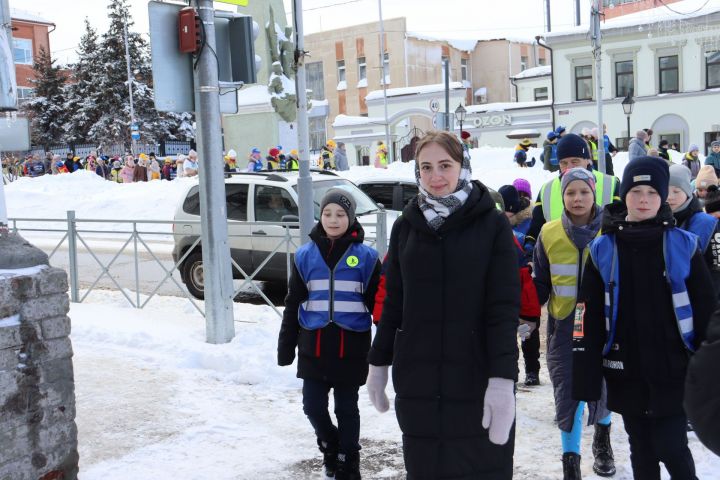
[215,0,249,6]
[131,123,139,131]
[429,98,440,113]
[131,132,141,140]
[432,113,438,129]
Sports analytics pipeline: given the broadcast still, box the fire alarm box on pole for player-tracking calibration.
[178,7,200,53]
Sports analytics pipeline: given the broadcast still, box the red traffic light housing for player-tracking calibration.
[178,7,200,53]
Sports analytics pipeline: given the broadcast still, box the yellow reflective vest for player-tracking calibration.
[540,219,598,319]
[539,170,617,222]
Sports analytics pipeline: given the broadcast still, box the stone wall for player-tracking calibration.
[0,265,79,480]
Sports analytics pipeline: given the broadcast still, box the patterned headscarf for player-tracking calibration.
[416,147,474,230]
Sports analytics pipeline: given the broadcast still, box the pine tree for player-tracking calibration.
[63,18,103,145]
[23,46,66,147]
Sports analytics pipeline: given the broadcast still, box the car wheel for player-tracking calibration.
[182,250,205,300]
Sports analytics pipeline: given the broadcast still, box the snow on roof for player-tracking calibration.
[465,99,552,114]
[365,82,466,102]
[333,114,387,128]
[512,65,551,80]
[545,0,720,39]
[406,31,536,50]
[10,8,53,25]
[237,85,272,107]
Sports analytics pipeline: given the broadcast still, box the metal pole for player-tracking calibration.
[444,57,450,131]
[133,221,140,308]
[194,0,235,344]
[592,0,606,173]
[627,114,631,148]
[0,151,7,237]
[66,210,79,302]
[123,17,137,154]
[546,0,552,32]
[293,0,315,245]
[378,0,393,163]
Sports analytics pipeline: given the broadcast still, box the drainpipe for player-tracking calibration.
[510,76,518,103]
[536,35,555,130]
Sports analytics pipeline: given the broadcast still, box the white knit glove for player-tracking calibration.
[482,377,516,445]
[517,320,537,341]
[366,365,390,413]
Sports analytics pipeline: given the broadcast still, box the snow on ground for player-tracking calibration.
[69,291,720,479]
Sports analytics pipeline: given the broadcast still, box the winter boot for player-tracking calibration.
[317,439,338,479]
[592,424,616,477]
[524,372,540,386]
[335,452,361,480]
[562,452,582,480]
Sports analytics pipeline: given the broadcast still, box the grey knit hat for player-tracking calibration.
[669,163,693,199]
[561,167,596,198]
[320,188,356,225]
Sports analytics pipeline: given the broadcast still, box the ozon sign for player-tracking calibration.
[472,114,512,128]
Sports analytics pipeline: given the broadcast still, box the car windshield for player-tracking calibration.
[293,179,380,219]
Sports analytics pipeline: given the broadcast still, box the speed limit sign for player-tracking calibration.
[429,98,440,113]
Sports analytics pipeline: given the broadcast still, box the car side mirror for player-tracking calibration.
[281,214,300,229]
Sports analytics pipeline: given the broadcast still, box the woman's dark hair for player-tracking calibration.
[415,130,464,164]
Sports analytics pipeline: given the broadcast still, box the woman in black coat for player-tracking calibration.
[366,130,520,479]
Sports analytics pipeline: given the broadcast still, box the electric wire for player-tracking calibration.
[657,0,712,16]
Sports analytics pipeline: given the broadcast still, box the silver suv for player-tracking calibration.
[172,170,386,299]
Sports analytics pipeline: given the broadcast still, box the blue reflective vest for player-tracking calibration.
[683,211,717,253]
[295,242,378,332]
[589,228,699,354]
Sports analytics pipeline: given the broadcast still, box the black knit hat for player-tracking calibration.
[320,188,356,225]
[498,185,521,214]
[705,185,720,214]
[620,156,670,203]
[557,133,590,160]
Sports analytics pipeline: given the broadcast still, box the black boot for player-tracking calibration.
[317,439,338,478]
[592,424,616,477]
[562,452,582,480]
[335,452,361,480]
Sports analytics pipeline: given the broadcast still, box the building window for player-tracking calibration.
[382,52,390,85]
[615,60,634,97]
[660,133,681,150]
[17,87,34,104]
[305,61,325,100]
[337,60,346,82]
[575,65,593,101]
[659,55,679,93]
[13,38,33,65]
[534,87,548,101]
[538,57,547,66]
[521,55,528,71]
[309,117,326,152]
[358,56,367,82]
[706,50,720,89]
[461,58,468,82]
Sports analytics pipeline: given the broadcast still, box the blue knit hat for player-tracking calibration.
[620,156,670,203]
[555,125,566,135]
[547,131,558,141]
[498,185,522,214]
[557,133,590,160]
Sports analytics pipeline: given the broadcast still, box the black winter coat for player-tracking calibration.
[573,202,715,417]
[277,220,381,386]
[685,306,720,456]
[368,181,519,480]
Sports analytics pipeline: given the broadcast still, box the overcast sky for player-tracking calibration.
[14,0,590,65]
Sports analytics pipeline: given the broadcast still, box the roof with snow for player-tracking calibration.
[365,82,466,102]
[10,8,53,25]
[465,99,552,114]
[406,31,537,50]
[333,114,387,128]
[511,65,551,80]
[544,0,720,40]
[237,85,272,107]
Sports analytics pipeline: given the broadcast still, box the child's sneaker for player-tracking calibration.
[525,372,540,386]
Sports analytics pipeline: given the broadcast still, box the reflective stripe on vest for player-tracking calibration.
[684,212,718,253]
[541,171,616,222]
[541,220,593,319]
[295,242,378,332]
[590,229,698,354]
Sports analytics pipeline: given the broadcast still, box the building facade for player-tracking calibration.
[10,9,54,105]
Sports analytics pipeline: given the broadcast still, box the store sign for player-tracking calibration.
[471,114,512,128]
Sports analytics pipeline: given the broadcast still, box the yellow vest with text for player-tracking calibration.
[540,170,617,222]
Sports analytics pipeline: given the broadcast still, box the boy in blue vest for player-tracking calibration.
[573,157,716,480]
[278,188,381,480]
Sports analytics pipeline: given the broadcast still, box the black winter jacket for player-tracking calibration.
[685,306,720,456]
[368,181,519,480]
[277,220,381,386]
[573,202,715,417]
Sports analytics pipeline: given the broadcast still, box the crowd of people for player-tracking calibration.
[276,129,720,480]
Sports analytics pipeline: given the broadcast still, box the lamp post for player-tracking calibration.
[454,103,467,136]
[621,91,635,150]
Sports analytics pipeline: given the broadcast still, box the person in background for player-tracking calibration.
[657,139,672,163]
[175,154,185,179]
[95,157,110,180]
[148,155,161,180]
[694,165,718,201]
[533,168,614,479]
[499,184,542,388]
[287,149,299,171]
[49,154,62,175]
[543,131,560,172]
[704,140,720,177]
[278,189,381,480]
[628,130,648,162]
[601,124,617,176]
[573,157,715,480]
[374,142,388,169]
[184,150,199,177]
[64,152,74,173]
[512,178,533,240]
[682,144,702,181]
[555,125,567,138]
[266,147,281,171]
[321,140,336,170]
[246,147,263,172]
[162,158,174,181]
[460,130,473,150]
[111,160,123,182]
[334,141,349,171]
[514,138,532,167]
[225,149,238,172]
[120,156,135,183]
[55,160,69,174]
[133,155,149,183]
[643,128,654,150]
[588,128,600,171]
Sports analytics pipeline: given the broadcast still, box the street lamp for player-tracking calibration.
[621,91,635,149]
[454,103,467,136]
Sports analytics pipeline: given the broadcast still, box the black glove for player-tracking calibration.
[277,348,296,366]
